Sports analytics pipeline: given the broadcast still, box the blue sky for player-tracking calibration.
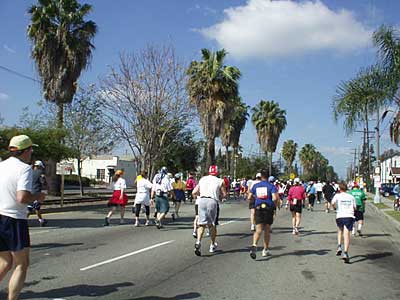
[1,0,400,178]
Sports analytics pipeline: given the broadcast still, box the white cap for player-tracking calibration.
[34,160,45,168]
[255,172,262,178]
[294,177,300,183]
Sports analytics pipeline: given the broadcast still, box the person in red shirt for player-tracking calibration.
[287,177,306,235]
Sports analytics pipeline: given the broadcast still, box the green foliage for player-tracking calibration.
[0,127,75,161]
[235,155,279,179]
[281,139,297,174]
[64,174,91,187]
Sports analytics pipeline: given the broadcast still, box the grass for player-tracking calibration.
[373,203,390,209]
[385,210,400,222]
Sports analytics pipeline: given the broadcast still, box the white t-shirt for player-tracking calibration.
[113,178,127,190]
[315,182,323,192]
[152,173,173,193]
[248,179,260,191]
[135,178,153,205]
[0,157,33,219]
[332,192,356,219]
[198,175,223,201]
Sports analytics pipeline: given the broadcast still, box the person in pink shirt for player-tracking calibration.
[287,177,306,235]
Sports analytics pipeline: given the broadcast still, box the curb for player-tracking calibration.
[366,201,400,233]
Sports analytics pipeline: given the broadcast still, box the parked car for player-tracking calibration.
[379,183,396,197]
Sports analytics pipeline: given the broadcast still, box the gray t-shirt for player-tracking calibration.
[32,169,43,194]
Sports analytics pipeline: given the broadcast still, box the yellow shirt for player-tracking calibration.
[172,181,186,191]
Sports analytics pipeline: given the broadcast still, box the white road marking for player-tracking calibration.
[219,220,237,226]
[30,230,51,235]
[80,240,175,271]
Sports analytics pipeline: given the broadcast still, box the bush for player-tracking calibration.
[64,175,91,187]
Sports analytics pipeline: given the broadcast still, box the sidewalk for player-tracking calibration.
[366,192,400,232]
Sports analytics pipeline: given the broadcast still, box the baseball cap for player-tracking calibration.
[294,177,300,183]
[268,176,275,182]
[8,135,37,152]
[34,160,45,168]
[208,165,219,176]
[161,166,168,174]
[255,172,262,179]
[174,173,181,179]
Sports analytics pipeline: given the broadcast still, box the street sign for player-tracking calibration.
[374,175,381,188]
[290,173,295,180]
[56,163,75,175]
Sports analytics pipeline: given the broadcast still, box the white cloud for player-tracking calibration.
[187,4,217,16]
[320,146,352,156]
[0,93,10,100]
[3,44,16,54]
[199,0,372,59]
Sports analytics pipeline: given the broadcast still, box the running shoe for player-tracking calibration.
[134,222,139,227]
[342,252,350,263]
[209,243,217,253]
[295,227,299,235]
[39,219,47,227]
[156,221,163,229]
[194,242,201,256]
[206,228,210,236]
[336,245,342,256]
[145,221,150,226]
[262,248,271,257]
[292,229,296,235]
[192,230,197,239]
[104,217,110,226]
[351,228,356,236]
[325,209,330,213]
[357,230,363,237]
[250,245,257,260]
[120,219,125,225]
[171,213,176,221]
[251,224,256,232]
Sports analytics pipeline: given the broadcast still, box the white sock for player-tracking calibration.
[358,223,362,231]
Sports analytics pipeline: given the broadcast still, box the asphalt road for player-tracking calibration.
[1,199,400,300]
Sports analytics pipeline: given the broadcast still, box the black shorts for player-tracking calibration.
[249,199,255,209]
[255,206,274,225]
[290,203,302,213]
[336,217,355,231]
[195,204,198,216]
[355,210,364,221]
[0,215,30,252]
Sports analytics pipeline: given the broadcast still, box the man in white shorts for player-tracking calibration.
[192,165,226,256]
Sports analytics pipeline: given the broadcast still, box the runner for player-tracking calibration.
[247,173,261,232]
[27,160,47,226]
[315,180,323,204]
[240,177,248,199]
[192,165,226,256]
[172,173,186,219]
[287,178,306,235]
[332,181,356,263]
[151,167,173,229]
[306,181,316,211]
[248,170,278,259]
[133,171,152,226]
[223,176,231,201]
[233,179,241,200]
[185,172,196,204]
[322,181,336,213]
[0,135,46,300]
[104,170,128,226]
[348,182,366,237]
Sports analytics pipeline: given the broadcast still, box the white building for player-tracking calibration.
[380,155,400,183]
[63,155,137,187]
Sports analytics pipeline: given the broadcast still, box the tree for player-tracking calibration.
[187,48,241,167]
[220,97,249,174]
[64,85,116,196]
[251,100,287,175]
[27,0,97,195]
[299,144,317,176]
[281,139,297,175]
[99,45,191,177]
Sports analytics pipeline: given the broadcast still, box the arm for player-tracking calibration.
[220,182,227,201]
[16,191,45,204]
[272,192,279,206]
[192,184,200,199]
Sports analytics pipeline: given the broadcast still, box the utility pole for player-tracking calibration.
[374,108,382,203]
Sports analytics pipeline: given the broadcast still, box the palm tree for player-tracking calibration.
[27,0,97,128]
[221,97,249,174]
[281,139,297,175]
[299,144,317,176]
[251,100,287,175]
[187,48,241,167]
[27,0,97,195]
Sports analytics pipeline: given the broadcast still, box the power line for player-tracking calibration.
[0,65,40,83]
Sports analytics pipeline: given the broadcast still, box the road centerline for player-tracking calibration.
[80,240,175,271]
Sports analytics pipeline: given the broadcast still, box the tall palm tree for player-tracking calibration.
[251,100,287,175]
[299,144,317,176]
[27,0,97,195]
[27,0,97,128]
[187,48,241,167]
[281,139,297,175]
[221,97,249,174]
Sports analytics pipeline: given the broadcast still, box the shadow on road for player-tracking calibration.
[257,249,331,261]
[350,251,393,264]
[20,282,134,299]
[125,292,201,300]
[31,242,83,250]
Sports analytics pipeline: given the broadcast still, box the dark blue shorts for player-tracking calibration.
[0,215,30,252]
[336,217,355,231]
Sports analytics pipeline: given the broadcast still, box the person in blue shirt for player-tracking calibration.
[247,170,278,260]
[306,181,317,211]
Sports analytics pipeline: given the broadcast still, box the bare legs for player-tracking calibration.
[252,224,271,249]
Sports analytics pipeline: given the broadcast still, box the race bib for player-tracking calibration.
[256,187,268,199]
